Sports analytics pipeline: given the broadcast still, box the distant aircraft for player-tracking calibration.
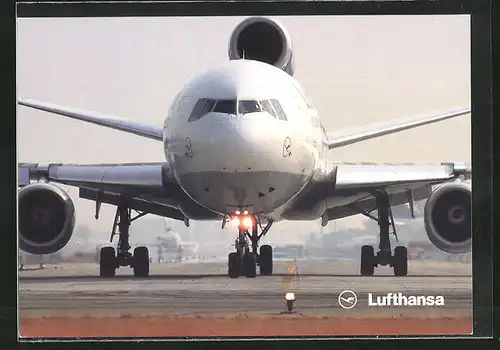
[17,16,471,278]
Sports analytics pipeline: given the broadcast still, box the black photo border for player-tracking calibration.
[3,0,497,348]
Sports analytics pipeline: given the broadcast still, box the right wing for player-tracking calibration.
[18,162,190,221]
[18,98,163,141]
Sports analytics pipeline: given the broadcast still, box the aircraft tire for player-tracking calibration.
[243,252,257,278]
[133,246,150,277]
[228,252,240,278]
[99,246,116,277]
[393,246,408,276]
[360,245,375,276]
[259,245,273,275]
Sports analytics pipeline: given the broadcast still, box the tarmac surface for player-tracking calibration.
[19,259,472,319]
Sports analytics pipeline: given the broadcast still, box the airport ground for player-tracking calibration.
[18,259,472,338]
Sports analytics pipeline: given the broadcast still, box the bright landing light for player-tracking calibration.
[242,216,253,229]
[231,215,253,229]
[285,292,295,301]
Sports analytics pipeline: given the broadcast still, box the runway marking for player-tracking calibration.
[282,259,300,292]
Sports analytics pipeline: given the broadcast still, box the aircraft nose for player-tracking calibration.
[204,113,280,171]
[176,112,313,215]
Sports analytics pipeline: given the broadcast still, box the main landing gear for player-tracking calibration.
[99,203,150,278]
[227,216,274,278]
[357,190,408,277]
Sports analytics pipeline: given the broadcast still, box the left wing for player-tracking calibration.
[285,161,471,223]
[18,98,163,141]
[325,107,470,149]
[324,161,471,221]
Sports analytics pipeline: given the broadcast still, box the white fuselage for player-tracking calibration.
[163,59,329,218]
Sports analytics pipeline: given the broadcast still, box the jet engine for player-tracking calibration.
[423,181,471,254]
[228,17,294,76]
[18,183,76,255]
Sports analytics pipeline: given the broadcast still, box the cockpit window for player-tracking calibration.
[259,100,277,118]
[213,100,237,114]
[270,99,288,121]
[238,100,263,115]
[188,98,288,121]
[189,98,216,122]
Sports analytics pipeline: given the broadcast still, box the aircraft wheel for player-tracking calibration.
[100,246,116,277]
[243,253,257,278]
[133,246,150,277]
[228,252,240,278]
[259,245,273,275]
[360,245,375,276]
[393,246,408,276]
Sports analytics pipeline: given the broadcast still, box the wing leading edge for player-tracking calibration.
[325,108,470,149]
[18,98,163,141]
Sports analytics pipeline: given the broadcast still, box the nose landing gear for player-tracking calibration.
[227,216,274,278]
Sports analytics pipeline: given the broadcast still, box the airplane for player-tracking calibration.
[17,16,472,279]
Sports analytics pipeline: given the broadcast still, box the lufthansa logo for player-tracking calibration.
[338,290,358,309]
[185,137,193,158]
[283,137,292,157]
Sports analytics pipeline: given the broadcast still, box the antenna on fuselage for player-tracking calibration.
[242,50,245,60]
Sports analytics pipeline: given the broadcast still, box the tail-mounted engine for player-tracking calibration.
[228,17,294,76]
[423,181,471,254]
[18,183,76,255]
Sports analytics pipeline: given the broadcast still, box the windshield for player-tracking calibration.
[238,100,264,115]
[213,100,237,114]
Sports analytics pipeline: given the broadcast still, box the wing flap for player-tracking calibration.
[325,108,470,149]
[325,185,432,221]
[79,188,185,221]
[18,98,163,141]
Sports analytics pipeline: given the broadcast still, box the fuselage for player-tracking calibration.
[164,59,329,219]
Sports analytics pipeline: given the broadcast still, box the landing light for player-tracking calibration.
[242,216,253,229]
[232,217,241,227]
[235,210,241,215]
[285,292,295,301]
[243,210,248,215]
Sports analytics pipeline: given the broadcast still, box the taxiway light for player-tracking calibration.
[285,292,295,312]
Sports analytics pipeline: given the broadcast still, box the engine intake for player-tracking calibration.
[228,17,294,76]
[423,181,471,254]
[18,183,76,255]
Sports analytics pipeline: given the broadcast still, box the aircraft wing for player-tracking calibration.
[18,98,163,141]
[325,107,470,149]
[18,162,188,221]
[286,161,471,223]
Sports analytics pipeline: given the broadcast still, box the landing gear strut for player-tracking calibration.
[99,202,150,277]
[228,216,274,278]
[357,190,408,276]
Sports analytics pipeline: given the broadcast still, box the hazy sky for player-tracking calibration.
[16,15,471,240]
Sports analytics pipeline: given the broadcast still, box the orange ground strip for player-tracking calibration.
[20,316,473,338]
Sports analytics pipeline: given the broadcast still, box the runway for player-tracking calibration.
[19,259,472,319]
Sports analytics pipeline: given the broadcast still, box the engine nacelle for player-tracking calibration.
[423,181,471,254]
[18,183,76,255]
[228,17,294,76]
